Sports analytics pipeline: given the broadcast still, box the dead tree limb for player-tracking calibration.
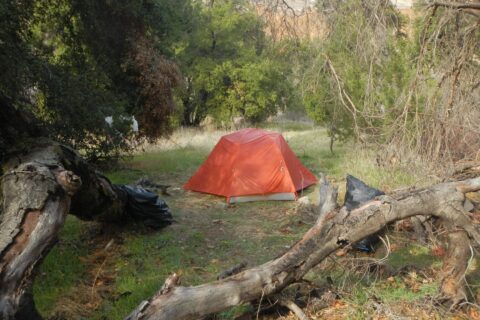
[0,94,175,318]
[439,229,470,306]
[279,299,309,320]
[427,2,480,18]
[317,174,338,217]
[0,138,134,319]
[0,152,82,319]
[128,177,480,320]
[429,2,480,11]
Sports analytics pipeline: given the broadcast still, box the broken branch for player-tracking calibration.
[127,176,480,320]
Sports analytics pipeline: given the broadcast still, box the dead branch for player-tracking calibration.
[0,127,141,318]
[217,261,248,280]
[127,176,480,320]
[0,160,82,319]
[279,299,309,320]
[323,55,363,141]
[317,174,338,217]
[429,2,480,11]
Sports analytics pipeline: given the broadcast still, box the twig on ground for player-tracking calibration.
[279,299,310,320]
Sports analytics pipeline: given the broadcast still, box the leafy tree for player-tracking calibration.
[300,0,411,143]
[176,0,294,126]
[1,0,188,162]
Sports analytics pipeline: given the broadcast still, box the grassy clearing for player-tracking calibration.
[33,125,475,319]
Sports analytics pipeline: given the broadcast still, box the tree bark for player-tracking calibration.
[0,149,81,319]
[127,177,480,320]
[430,2,480,11]
[0,140,127,319]
[411,216,428,244]
[439,229,470,306]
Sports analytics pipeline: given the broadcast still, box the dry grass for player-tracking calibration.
[134,127,229,153]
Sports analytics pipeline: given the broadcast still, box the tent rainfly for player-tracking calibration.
[184,128,317,203]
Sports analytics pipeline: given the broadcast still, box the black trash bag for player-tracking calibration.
[343,175,385,252]
[116,185,174,228]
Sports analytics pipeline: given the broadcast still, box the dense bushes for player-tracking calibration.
[297,0,479,162]
[1,0,186,161]
[175,0,294,126]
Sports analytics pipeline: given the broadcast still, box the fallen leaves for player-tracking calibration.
[468,307,480,320]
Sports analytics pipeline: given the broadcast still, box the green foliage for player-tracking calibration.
[1,0,299,159]
[176,0,294,126]
[198,59,288,123]
[300,0,414,142]
[0,0,36,100]
[33,216,88,315]
[0,0,189,161]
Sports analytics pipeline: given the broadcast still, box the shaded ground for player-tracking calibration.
[33,126,480,319]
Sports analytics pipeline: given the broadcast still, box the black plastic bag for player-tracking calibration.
[343,175,384,252]
[116,185,173,228]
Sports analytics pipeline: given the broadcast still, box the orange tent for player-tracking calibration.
[184,128,317,203]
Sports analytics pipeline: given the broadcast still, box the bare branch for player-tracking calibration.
[127,176,480,320]
[429,2,480,11]
[279,299,310,320]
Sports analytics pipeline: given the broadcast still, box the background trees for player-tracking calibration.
[175,0,295,126]
[1,0,186,162]
[1,0,296,161]
[2,0,478,165]
[299,0,413,143]
[297,0,479,162]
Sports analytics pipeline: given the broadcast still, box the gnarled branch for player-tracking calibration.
[127,177,480,320]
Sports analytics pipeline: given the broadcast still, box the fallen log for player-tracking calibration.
[0,140,127,319]
[127,177,480,320]
[0,138,176,318]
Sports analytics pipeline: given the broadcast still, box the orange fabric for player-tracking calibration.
[184,128,317,201]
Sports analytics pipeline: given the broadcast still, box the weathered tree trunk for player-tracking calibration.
[0,140,129,319]
[0,96,154,319]
[439,229,470,306]
[127,177,480,320]
[411,216,428,244]
[0,159,78,319]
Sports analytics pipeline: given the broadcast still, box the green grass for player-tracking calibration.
[93,231,195,319]
[345,279,438,319]
[386,243,442,270]
[33,215,89,315]
[33,125,444,319]
[130,146,208,174]
[107,146,209,184]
